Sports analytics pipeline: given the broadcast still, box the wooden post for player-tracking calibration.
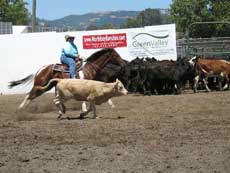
[32,0,36,32]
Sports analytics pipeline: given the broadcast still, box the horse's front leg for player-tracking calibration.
[53,90,66,119]
[80,102,93,119]
[53,99,64,119]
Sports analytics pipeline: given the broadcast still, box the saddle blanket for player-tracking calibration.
[53,64,70,73]
[52,64,84,79]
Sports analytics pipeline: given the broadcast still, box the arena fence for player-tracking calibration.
[0,21,12,34]
[177,21,230,59]
[177,37,230,58]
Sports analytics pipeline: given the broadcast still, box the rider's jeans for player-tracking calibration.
[61,55,76,78]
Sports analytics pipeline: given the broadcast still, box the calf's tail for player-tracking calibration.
[34,78,61,93]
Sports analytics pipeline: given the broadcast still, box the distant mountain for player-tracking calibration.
[39,11,140,30]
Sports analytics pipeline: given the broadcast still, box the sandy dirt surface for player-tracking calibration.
[0,90,230,173]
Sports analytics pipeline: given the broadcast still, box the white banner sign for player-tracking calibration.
[127,25,177,60]
[78,24,177,61]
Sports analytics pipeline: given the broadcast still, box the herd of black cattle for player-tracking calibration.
[95,56,230,95]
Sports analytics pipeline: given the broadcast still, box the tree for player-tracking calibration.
[209,0,230,37]
[170,0,230,37]
[100,23,116,30]
[120,17,141,28]
[121,8,169,28]
[86,24,98,31]
[137,8,163,26]
[0,0,7,21]
[0,0,29,25]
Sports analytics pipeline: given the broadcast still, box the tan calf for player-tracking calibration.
[35,78,128,119]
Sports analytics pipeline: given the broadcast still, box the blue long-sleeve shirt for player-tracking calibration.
[61,41,79,58]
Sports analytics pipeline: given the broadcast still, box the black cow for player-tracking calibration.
[97,56,194,95]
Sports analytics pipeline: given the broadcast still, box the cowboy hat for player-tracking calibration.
[65,34,75,41]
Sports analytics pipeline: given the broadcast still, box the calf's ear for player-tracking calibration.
[116,78,121,83]
[115,78,120,89]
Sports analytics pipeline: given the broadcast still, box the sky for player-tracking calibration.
[25,0,172,20]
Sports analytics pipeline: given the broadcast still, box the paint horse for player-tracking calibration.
[8,48,127,110]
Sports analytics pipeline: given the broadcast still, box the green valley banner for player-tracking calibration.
[127,24,177,60]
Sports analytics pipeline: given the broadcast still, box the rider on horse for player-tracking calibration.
[60,35,79,78]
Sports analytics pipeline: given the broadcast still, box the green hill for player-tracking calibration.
[39,11,140,30]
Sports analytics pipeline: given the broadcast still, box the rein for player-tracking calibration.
[85,52,114,73]
[86,60,101,73]
[76,59,84,72]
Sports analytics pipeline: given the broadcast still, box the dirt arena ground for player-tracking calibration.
[0,90,230,173]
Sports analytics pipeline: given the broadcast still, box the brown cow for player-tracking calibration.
[34,78,128,119]
[189,56,230,92]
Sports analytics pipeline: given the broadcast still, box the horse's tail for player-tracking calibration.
[34,78,61,93]
[8,74,34,89]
